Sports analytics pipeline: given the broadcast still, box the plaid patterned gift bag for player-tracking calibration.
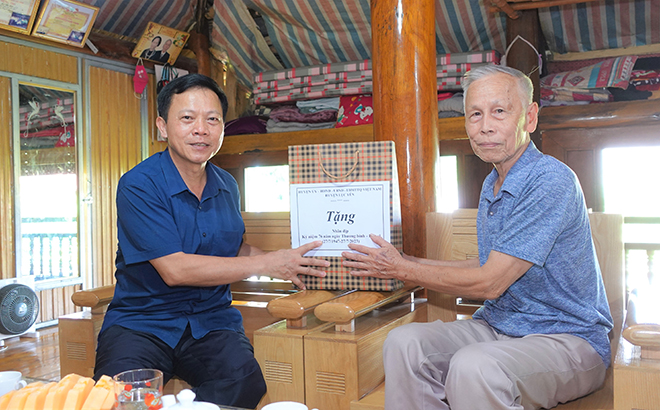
[288,141,404,291]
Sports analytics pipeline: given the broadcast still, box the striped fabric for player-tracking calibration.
[434,0,507,55]
[254,81,373,104]
[539,0,660,54]
[255,71,372,92]
[87,0,195,40]
[79,0,659,89]
[247,0,373,71]
[210,0,284,87]
[252,52,497,103]
[211,0,506,88]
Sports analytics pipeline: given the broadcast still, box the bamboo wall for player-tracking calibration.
[0,41,78,83]
[0,40,85,322]
[37,285,82,323]
[0,77,14,280]
[88,66,146,287]
[0,38,156,322]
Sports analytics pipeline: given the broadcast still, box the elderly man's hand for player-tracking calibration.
[262,241,330,289]
[342,234,406,280]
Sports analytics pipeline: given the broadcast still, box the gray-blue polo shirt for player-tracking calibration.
[100,149,245,348]
[472,143,613,366]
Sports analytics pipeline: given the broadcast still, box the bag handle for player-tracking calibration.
[319,149,360,179]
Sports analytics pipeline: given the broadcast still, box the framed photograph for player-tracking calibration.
[132,21,190,65]
[0,0,40,35]
[31,0,99,48]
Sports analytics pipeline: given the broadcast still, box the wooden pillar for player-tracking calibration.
[372,0,438,258]
[188,32,211,76]
[188,0,211,76]
[506,10,542,148]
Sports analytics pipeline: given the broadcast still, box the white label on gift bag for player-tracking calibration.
[290,181,390,256]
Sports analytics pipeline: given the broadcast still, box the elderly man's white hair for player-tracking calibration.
[462,65,534,108]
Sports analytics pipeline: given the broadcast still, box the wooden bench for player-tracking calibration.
[613,288,660,409]
[255,285,425,410]
[352,210,626,410]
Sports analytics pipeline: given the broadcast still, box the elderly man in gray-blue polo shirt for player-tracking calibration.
[342,65,612,410]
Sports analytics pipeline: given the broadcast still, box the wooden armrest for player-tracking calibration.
[314,285,421,324]
[622,324,660,348]
[622,289,660,359]
[267,289,348,320]
[71,285,115,309]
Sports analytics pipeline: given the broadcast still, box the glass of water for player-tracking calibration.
[113,368,164,410]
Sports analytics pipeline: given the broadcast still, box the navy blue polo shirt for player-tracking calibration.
[100,149,245,348]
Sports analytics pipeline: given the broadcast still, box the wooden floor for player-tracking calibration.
[0,325,60,381]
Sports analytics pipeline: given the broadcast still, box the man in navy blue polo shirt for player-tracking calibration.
[93,74,329,409]
[342,65,612,410]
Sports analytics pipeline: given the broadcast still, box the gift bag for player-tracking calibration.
[289,141,404,291]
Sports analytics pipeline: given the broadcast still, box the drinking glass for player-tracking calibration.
[113,368,163,410]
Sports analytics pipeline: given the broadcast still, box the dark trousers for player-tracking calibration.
[94,324,266,409]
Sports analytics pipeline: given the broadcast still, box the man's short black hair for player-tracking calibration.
[157,74,228,122]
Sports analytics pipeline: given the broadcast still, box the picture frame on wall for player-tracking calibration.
[31,0,99,48]
[0,0,40,35]
[131,21,190,65]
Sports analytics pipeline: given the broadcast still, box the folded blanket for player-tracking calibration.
[541,56,637,89]
[269,105,337,123]
[541,87,612,103]
[438,111,463,118]
[266,119,336,133]
[438,93,464,114]
[296,97,341,111]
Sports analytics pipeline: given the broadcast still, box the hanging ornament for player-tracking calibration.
[134,58,149,98]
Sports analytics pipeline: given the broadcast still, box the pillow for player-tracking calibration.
[336,95,373,128]
[540,56,637,89]
[224,116,268,136]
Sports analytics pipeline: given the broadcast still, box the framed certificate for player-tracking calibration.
[131,22,190,65]
[0,0,40,35]
[31,0,99,48]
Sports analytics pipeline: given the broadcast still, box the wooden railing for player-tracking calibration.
[22,232,77,280]
[624,216,660,294]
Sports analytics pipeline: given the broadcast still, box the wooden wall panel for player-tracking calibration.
[0,77,14,280]
[89,67,143,288]
[439,139,491,209]
[565,149,598,211]
[0,42,77,84]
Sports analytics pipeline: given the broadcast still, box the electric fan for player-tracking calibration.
[0,283,39,335]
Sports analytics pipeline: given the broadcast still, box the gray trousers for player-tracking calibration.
[383,319,606,410]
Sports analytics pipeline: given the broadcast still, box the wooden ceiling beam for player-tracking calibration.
[491,0,600,15]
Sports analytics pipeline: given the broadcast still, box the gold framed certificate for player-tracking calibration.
[0,0,40,35]
[31,0,99,48]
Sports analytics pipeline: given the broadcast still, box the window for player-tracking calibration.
[20,174,78,279]
[243,158,461,214]
[436,155,459,213]
[15,83,80,282]
[602,146,660,291]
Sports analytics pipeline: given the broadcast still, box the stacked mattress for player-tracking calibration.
[252,50,500,105]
